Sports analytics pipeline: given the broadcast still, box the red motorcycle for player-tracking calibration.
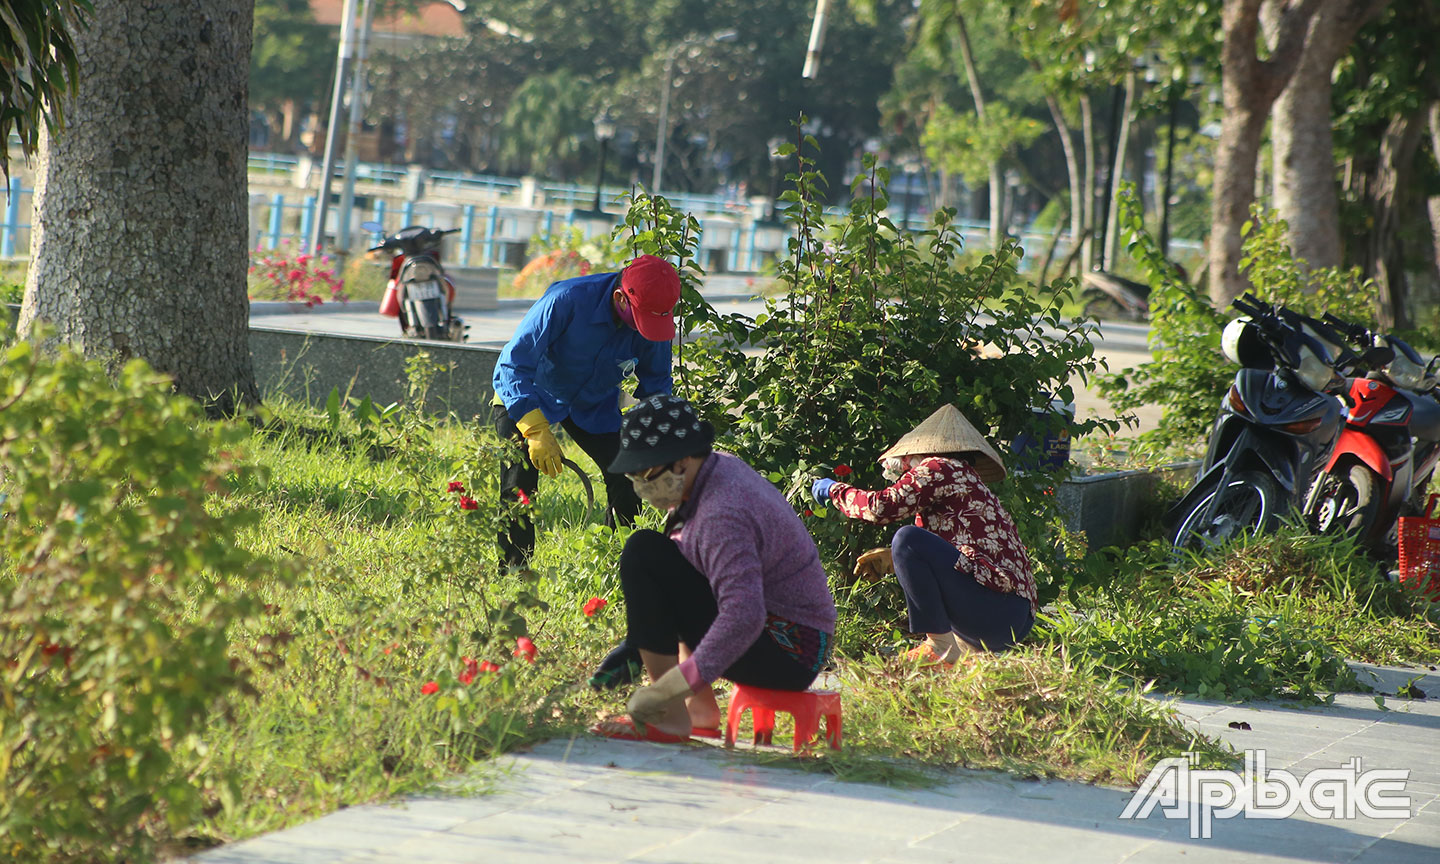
[363,221,466,341]
[1303,316,1440,554]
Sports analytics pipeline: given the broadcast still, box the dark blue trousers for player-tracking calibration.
[891,525,1034,651]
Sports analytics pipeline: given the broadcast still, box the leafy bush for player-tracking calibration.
[248,247,347,307]
[1100,189,1375,451]
[0,338,295,862]
[0,282,21,304]
[626,131,1114,608]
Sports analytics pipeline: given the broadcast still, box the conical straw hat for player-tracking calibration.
[878,404,1006,485]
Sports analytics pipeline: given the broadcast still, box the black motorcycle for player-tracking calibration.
[1170,294,1383,550]
[363,221,466,341]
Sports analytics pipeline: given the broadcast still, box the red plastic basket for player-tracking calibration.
[1396,493,1440,603]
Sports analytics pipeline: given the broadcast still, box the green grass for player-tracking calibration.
[156,396,1440,854]
[168,396,1238,850]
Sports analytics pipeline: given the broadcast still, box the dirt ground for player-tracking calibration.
[1069,345,1164,445]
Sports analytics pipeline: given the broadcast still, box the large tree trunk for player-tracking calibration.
[953,11,1003,250]
[1371,110,1425,330]
[1209,0,1322,306]
[1041,90,1083,276]
[1429,104,1440,294]
[18,2,257,415]
[1271,0,1390,272]
[1103,71,1138,271]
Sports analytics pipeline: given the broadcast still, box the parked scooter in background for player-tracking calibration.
[1170,294,1374,550]
[1303,314,1440,555]
[363,221,466,341]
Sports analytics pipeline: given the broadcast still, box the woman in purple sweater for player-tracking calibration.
[592,395,837,743]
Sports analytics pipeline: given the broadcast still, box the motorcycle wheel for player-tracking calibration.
[421,298,445,340]
[1173,470,1283,551]
[1305,464,1382,542]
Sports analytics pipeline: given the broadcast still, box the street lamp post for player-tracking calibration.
[310,0,360,253]
[652,29,736,194]
[591,111,616,214]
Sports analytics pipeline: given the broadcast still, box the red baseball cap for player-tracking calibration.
[619,254,681,342]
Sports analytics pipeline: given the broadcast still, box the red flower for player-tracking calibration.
[582,597,608,617]
[41,643,62,657]
[834,464,852,477]
[448,481,465,493]
[804,509,813,517]
[420,681,440,695]
[459,495,479,511]
[478,660,500,673]
[516,489,531,506]
[513,636,537,662]
[459,669,476,685]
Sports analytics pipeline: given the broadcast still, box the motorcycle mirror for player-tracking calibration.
[1362,345,1396,368]
[361,221,385,233]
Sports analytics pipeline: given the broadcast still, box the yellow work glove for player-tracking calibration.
[853,547,894,582]
[515,408,563,477]
[627,665,694,727]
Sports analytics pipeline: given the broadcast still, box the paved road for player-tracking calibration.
[194,662,1439,863]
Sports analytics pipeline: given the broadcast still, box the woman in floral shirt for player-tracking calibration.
[811,405,1036,666]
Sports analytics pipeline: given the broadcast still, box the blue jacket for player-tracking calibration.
[493,271,672,433]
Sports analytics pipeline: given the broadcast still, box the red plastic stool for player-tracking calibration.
[724,685,842,752]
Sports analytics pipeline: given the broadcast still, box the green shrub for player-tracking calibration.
[630,130,1114,610]
[0,282,21,304]
[0,338,296,862]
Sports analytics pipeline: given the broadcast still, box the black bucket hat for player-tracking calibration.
[609,394,715,475]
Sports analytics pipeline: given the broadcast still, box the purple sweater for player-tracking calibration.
[670,452,837,688]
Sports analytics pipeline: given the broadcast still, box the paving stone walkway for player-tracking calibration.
[194,663,1439,864]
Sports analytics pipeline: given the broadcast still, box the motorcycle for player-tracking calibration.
[1302,314,1440,555]
[1170,294,1374,550]
[362,220,466,341]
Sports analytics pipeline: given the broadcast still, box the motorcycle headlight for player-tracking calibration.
[1386,352,1426,391]
[1295,346,1337,392]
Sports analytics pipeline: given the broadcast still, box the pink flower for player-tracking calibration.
[513,636,537,662]
[448,481,465,493]
[459,495,478,511]
[420,681,440,695]
[582,597,608,617]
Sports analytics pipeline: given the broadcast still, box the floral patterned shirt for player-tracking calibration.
[828,456,1037,614]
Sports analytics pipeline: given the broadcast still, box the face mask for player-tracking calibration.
[631,465,686,510]
[882,457,907,482]
[616,293,637,330]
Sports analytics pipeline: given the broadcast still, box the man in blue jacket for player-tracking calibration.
[491,253,680,569]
